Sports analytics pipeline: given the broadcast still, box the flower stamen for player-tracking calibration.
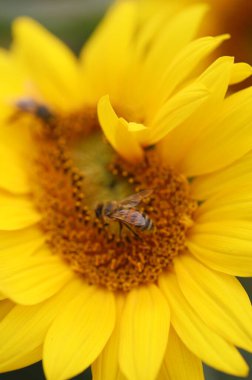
[30,112,197,291]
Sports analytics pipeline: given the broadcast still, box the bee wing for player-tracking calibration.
[15,97,37,112]
[120,189,153,208]
[111,209,146,227]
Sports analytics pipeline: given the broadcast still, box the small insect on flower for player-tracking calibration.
[95,189,154,238]
[12,97,53,122]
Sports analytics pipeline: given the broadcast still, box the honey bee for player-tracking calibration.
[95,189,153,237]
[11,98,53,123]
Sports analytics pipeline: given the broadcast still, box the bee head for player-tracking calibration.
[95,203,103,218]
[36,105,53,121]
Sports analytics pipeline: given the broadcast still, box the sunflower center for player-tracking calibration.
[31,110,197,292]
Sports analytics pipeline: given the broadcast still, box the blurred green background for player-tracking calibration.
[0,0,252,379]
[0,0,113,52]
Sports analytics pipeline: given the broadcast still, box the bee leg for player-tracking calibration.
[124,224,140,240]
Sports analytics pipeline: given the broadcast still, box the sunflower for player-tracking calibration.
[1,1,252,380]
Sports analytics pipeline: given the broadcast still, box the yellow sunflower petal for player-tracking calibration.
[0,292,6,301]
[196,186,252,222]
[187,221,252,276]
[0,227,45,252]
[199,191,252,220]
[159,56,234,168]
[191,151,252,200]
[119,284,170,380]
[159,273,248,377]
[0,49,23,94]
[0,299,15,321]
[158,326,204,380]
[0,233,44,264]
[80,1,136,103]
[43,283,115,380]
[142,4,209,100]
[0,244,73,304]
[0,227,45,264]
[0,192,41,230]
[0,143,30,194]
[92,295,127,380]
[0,278,81,372]
[180,87,252,176]
[158,34,229,101]
[0,346,42,373]
[144,4,209,73]
[0,115,33,156]
[146,82,209,145]
[175,254,252,351]
[0,49,25,121]
[134,4,175,60]
[230,62,252,85]
[97,95,144,163]
[12,17,82,110]
[127,122,147,132]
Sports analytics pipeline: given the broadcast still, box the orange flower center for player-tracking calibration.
[29,108,197,291]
